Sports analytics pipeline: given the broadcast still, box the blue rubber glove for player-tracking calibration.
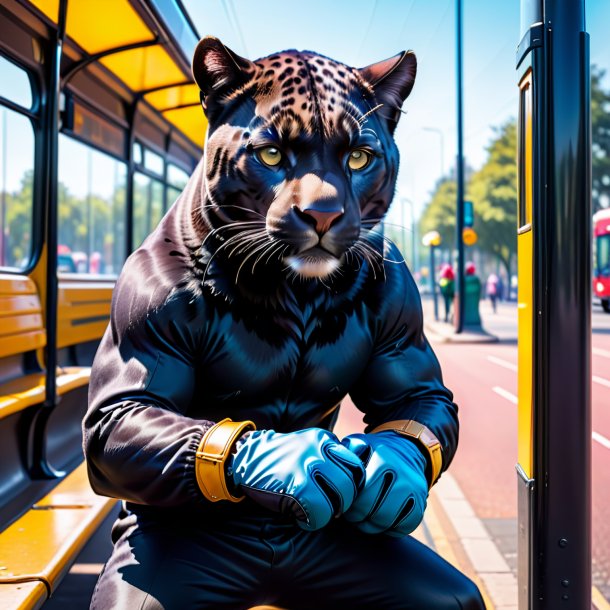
[228,428,365,531]
[341,431,429,537]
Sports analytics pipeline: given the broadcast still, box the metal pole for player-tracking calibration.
[33,0,68,479]
[430,245,439,321]
[1,109,6,266]
[516,1,591,607]
[454,0,465,333]
[536,1,591,606]
[410,200,416,272]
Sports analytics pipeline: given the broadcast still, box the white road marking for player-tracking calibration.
[487,355,518,372]
[492,386,518,404]
[492,387,610,450]
[593,347,610,359]
[593,375,610,389]
[593,432,610,450]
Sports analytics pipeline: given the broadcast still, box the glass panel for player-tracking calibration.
[167,185,182,209]
[144,147,164,176]
[167,163,189,189]
[0,55,32,109]
[58,135,127,275]
[0,107,35,269]
[133,172,164,248]
[598,235,610,277]
[72,103,125,159]
[133,141,143,166]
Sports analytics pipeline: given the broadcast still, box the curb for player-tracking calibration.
[424,321,499,344]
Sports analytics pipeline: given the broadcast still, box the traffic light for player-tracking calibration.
[464,200,474,228]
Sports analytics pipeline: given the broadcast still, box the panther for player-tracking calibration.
[84,37,485,609]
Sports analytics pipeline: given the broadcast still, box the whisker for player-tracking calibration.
[199,204,266,220]
[358,103,384,125]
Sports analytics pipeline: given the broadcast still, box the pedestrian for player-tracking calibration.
[439,263,455,323]
[486,272,499,313]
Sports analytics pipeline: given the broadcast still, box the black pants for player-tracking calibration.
[90,504,485,610]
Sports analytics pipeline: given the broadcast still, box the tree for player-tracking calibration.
[592,65,610,212]
[467,120,518,279]
[419,178,457,252]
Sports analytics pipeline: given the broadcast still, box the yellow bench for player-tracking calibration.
[0,274,93,423]
[0,463,116,609]
[0,273,114,609]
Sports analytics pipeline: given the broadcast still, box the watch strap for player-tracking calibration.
[370,419,443,486]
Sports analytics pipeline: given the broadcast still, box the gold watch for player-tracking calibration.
[370,419,443,487]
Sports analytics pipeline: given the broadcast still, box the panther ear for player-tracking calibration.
[358,51,417,131]
[192,36,255,104]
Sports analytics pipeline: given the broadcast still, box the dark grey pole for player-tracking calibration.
[33,0,68,478]
[430,245,438,321]
[536,1,591,606]
[454,0,465,333]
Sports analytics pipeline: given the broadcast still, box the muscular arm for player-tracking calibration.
[349,251,459,479]
[83,250,211,507]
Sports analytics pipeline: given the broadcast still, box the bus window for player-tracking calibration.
[133,172,164,248]
[167,163,189,207]
[143,148,164,177]
[0,57,35,271]
[58,135,127,275]
[0,55,32,109]
[168,163,189,189]
[598,233,610,276]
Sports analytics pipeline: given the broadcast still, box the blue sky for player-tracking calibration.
[183,0,610,224]
[2,1,609,222]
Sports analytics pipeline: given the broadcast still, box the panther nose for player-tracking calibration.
[298,207,344,235]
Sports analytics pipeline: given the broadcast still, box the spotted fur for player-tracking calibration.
[184,37,416,297]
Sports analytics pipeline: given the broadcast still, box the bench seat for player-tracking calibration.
[0,462,117,609]
[0,367,91,422]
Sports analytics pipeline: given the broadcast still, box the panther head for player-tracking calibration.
[192,37,416,282]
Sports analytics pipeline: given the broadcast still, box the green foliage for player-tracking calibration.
[467,120,518,276]
[419,178,457,252]
[592,66,610,212]
[419,64,610,273]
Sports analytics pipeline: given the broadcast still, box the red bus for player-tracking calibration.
[594,208,610,313]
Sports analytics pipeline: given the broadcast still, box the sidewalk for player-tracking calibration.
[421,296,499,344]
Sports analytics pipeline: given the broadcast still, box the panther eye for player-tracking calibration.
[348,149,372,171]
[257,146,283,167]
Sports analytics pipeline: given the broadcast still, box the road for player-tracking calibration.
[337,297,610,607]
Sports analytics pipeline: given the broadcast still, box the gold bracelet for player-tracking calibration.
[370,419,443,487]
[195,418,256,503]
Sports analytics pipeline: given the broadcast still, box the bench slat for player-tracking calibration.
[0,581,47,610]
[0,462,116,594]
[57,302,111,321]
[0,275,38,296]
[57,321,109,349]
[0,314,43,338]
[0,368,91,422]
[0,331,46,360]
[0,296,42,318]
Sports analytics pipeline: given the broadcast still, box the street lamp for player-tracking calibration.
[400,197,416,271]
[422,230,441,321]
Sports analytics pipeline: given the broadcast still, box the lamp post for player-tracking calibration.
[455,0,465,334]
[401,197,416,271]
[422,230,441,321]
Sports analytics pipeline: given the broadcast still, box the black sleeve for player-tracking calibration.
[83,249,211,507]
[349,248,459,475]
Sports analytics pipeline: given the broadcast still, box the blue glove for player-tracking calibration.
[341,431,428,537]
[228,428,365,531]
